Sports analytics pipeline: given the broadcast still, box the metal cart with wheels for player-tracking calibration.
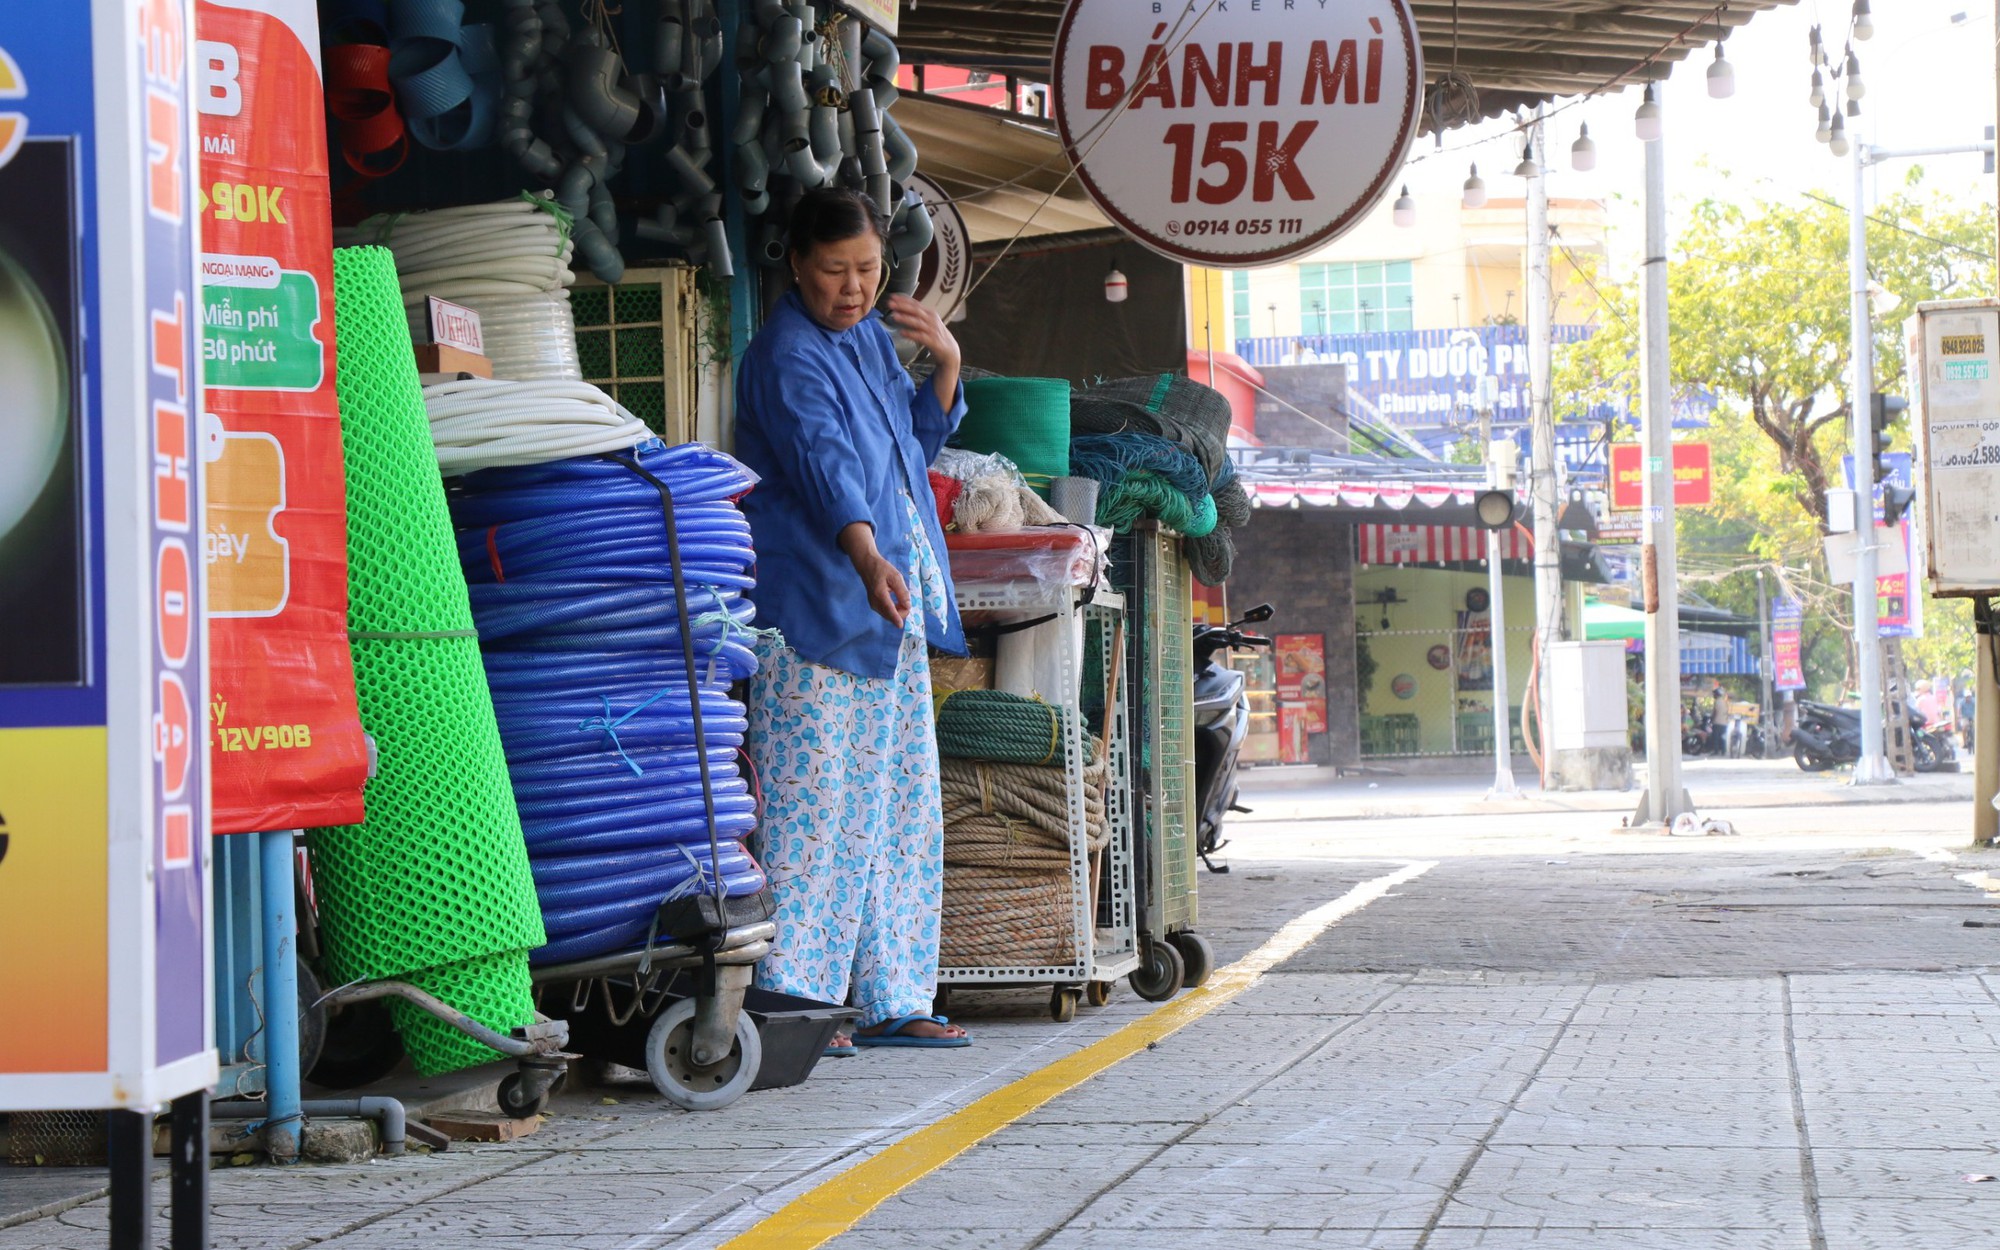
[936,575,1142,1020]
[1113,524,1211,1003]
[533,892,779,1111]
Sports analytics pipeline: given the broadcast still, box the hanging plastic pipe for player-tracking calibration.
[564,41,641,138]
[656,9,684,83]
[761,13,801,64]
[881,111,916,183]
[731,78,766,146]
[850,87,890,213]
[888,193,933,263]
[699,194,734,278]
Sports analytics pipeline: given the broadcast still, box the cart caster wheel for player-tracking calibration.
[1085,981,1113,1008]
[496,1072,549,1120]
[1128,940,1186,1002]
[1167,932,1215,989]
[646,998,762,1112]
[1050,987,1080,1022]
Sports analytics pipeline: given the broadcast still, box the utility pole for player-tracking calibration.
[1841,138,1992,783]
[1481,379,1520,800]
[1527,109,1562,780]
[1634,114,1692,826]
[1848,139,1894,784]
[1756,569,1775,760]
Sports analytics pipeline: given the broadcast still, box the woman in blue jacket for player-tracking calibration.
[735,187,970,1051]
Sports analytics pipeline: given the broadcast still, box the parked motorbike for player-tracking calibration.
[1792,699,1953,773]
[1193,603,1274,873]
[1792,700,1861,771]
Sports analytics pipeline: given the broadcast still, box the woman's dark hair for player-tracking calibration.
[787,186,887,261]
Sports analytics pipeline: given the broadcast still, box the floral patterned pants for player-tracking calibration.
[746,497,949,1028]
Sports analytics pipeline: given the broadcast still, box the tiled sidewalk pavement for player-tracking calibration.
[7,844,2000,1249]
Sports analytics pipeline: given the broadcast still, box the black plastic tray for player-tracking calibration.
[744,988,857,1091]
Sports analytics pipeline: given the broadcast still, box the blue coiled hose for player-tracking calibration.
[448,438,770,967]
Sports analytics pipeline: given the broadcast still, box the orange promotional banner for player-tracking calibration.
[1609,442,1714,511]
[197,0,368,832]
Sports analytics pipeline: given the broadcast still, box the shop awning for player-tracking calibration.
[1583,601,1647,641]
[896,2,1797,125]
[1358,523,1530,565]
[1245,480,1482,511]
[895,95,1109,243]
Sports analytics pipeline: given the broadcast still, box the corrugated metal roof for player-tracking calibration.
[896,1,1798,126]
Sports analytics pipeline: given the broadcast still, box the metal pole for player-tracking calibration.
[261,828,302,1163]
[1527,110,1562,778]
[1976,598,1999,843]
[1756,569,1775,759]
[1850,144,1892,783]
[1483,396,1520,800]
[108,1108,153,1250]
[1635,120,1692,825]
[169,1090,210,1250]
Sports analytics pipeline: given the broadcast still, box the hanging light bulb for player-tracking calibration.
[1634,83,1664,141]
[1830,110,1850,156]
[1809,23,1823,62]
[1512,137,1540,179]
[1392,185,1416,227]
[1103,266,1129,303]
[1815,102,1833,143]
[1852,0,1873,41]
[1810,68,1825,107]
[1845,50,1866,98]
[1462,163,1488,209]
[1708,42,1736,98]
[1846,96,1862,118]
[1571,122,1597,172]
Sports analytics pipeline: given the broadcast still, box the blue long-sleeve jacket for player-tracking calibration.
[736,292,967,680]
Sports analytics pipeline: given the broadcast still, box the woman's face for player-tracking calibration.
[793,231,883,333]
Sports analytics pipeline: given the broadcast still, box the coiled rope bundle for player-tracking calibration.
[424,378,651,476]
[337,195,586,382]
[449,440,770,966]
[937,741,1107,969]
[934,689,1078,766]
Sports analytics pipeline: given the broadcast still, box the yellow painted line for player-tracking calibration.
[718,860,1436,1250]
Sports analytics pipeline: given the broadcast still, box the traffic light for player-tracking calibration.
[1869,391,1916,525]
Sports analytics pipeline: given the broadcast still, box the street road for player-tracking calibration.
[4,763,1998,1249]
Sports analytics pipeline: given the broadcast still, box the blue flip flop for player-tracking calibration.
[853,1013,973,1048]
[822,1038,858,1059]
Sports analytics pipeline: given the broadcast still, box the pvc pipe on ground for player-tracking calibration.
[212,1098,407,1156]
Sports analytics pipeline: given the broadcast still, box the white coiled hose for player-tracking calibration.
[342,196,589,383]
[336,196,577,301]
[423,378,651,475]
[406,291,582,383]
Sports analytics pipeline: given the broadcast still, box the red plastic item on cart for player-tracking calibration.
[944,527,1105,598]
[927,470,962,533]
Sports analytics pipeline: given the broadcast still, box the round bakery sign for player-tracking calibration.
[1053,0,1422,267]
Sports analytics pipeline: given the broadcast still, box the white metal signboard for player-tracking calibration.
[1910,300,2000,597]
[1053,0,1422,267]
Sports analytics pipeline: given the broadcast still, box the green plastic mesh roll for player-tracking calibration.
[309,246,544,1074]
[957,378,1072,496]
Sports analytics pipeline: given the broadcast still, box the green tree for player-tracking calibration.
[1557,178,1994,695]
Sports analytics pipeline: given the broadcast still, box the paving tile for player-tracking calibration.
[1440,1144,1810,1231]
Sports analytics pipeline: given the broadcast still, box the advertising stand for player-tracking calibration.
[0,0,215,1245]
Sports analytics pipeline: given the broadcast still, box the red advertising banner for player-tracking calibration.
[1610,442,1714,510]
[1771,598,1805,692]
[1274,633,1328,734]
[197,0,368,833]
